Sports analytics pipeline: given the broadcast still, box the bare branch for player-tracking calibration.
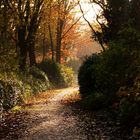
[78,2,105,51]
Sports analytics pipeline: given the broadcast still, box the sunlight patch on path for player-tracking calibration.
[49,87,79,102]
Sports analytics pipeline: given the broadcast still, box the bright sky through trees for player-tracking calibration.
[73,0,101,24]
[80,0,101,22]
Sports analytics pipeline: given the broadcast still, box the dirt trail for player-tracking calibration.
[20,87,91,140]
[18,87,133,140]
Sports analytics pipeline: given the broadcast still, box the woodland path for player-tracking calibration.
[2,87,134,140]
[20,87,95,140]
[19,87,133,140]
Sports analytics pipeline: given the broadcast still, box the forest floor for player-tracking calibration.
[0,87,136,140]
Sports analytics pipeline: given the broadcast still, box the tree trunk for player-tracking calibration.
[56,18,64,63]
[28,44,36,66]
[48,24,54,61]
[48,1,54,61]
[27,15,38,66]
[56,21,62,63]
[18,26,27,71]
[42,32,46,62]
[27,35,36,66]
[56,35,61,63]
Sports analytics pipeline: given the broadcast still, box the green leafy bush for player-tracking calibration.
[37,60,62,87]
[0,67,52,112]
[78,54,101,97]
[29,66,50,82]
[29,66,51,92]
[59,65,75,87]
[38,60,75,88]
[78,27,140,111]
[0,81,14,110]
[19,67,52,103]
[67,58,81,74]
[78,52,120,105]
[0,79,21,111]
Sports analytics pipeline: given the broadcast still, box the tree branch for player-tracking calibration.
[78,2,105,51]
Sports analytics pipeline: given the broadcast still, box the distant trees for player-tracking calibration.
[1,0,139,71]
[0,0,82,72]
[40,0,79,63]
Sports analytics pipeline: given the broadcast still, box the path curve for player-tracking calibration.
[20,87,91,140]
[19,87,133,140]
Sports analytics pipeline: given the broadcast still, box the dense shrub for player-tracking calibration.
[29,66,51,92]
[0,75,22,112]
[78,54,101,97]
[29,66,50,82]
[38,60,75,88]
[78,52,120,106]
[78,27,140,111]
[37,60,60,85]
[0,80,17,111]
[19,67,52,103]
[117,76,140,127]
[0,67,51,112]
[60,65,75,87]
[0,60,74,113]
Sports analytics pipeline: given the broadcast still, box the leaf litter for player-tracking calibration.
[0,87,137,140]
